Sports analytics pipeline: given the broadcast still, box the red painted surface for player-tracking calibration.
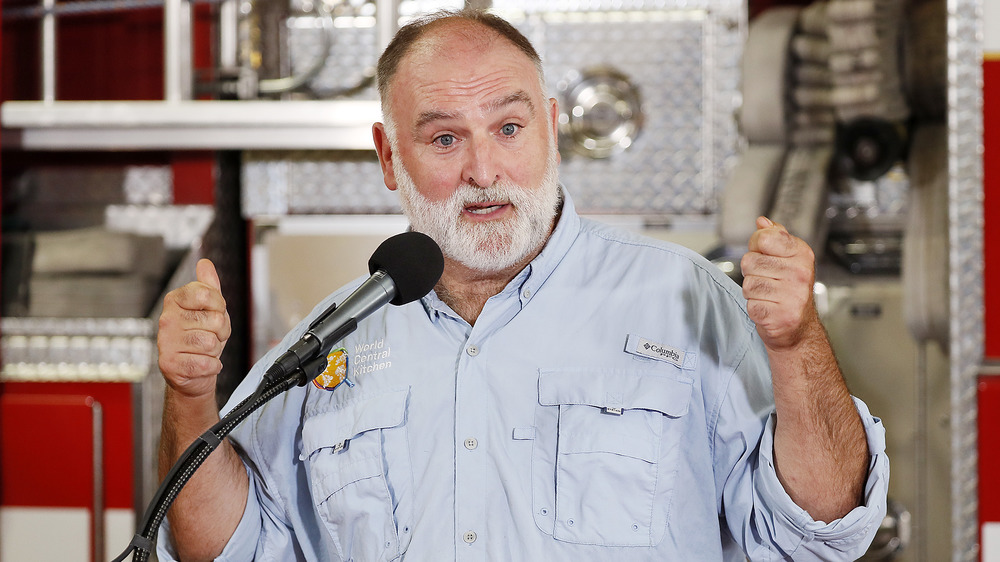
[172,151,215,205]
[985,58,1000,359]
[1,2,214,103]
[979,376,1000,528]
[0,392,99,508]
[0,382,134,509]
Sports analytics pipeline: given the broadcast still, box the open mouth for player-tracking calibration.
[464,202,508,216]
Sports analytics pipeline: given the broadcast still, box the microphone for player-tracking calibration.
[265,231,443,384]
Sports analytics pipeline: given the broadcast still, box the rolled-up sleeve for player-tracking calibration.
[749,396,890,561]
[156,462,262,562]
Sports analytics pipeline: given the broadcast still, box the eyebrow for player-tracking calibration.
[483,90,536,118]
[412,90,536,132]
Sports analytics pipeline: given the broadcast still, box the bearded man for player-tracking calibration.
[155,9,888,561]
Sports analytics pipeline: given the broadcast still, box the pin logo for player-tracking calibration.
[312,347,349,391]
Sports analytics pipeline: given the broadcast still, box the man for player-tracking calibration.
[156,9,888,561]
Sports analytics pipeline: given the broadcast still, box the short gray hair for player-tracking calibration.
[376,9,547,144]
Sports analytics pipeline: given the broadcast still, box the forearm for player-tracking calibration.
[159,388,249,561]
[768,320,869,523]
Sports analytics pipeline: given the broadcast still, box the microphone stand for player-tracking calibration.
[111,323,348,562]
[111,231,442,561]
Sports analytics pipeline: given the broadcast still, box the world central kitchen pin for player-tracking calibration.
[312,347,349,391]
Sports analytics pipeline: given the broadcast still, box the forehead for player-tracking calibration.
[389,22,542,122]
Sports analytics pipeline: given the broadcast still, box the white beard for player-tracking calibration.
[393,145,561,273]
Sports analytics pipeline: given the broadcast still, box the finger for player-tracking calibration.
[158,308,227,351]
[741,252,782,282]
[745,299,800,335]
[160,336,223,368]
[743,252,815,293]
[181,326,228,355]
[741,251,812,286]
[167,276,227,315]
[176,307,230,338]
[196,258,222,292]
[741,274,783,304]
[158,351,223,394]
[223,310,232,342]
[748,217,799,259]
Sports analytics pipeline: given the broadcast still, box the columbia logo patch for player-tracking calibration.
[625,334,690,368]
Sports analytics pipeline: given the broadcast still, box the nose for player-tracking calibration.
[462,134,501,188]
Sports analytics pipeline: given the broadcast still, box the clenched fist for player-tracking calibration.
[157,258,232,400]
[740,216,818,352]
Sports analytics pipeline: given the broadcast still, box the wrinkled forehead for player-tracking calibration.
[381,18,547,138]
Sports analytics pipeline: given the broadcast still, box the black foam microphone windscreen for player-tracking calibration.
[369,231,445,306]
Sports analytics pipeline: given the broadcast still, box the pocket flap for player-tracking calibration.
[301,388,409,457]
[538,370,692,417]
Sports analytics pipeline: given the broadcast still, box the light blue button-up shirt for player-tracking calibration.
[159,191,888,561]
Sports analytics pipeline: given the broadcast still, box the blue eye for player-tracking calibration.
[501,123,519,136]
[436,134,455,147]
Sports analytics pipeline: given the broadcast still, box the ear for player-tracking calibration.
[372,122,398,191]
[548,97,562,164]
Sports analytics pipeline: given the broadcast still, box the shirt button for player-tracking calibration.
[463,530,477,544]
[466,344,480,357]
[464,437,478,450]
[522,288,532,299]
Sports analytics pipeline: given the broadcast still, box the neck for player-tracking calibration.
[431,195,564,325]
[435,248,537,326]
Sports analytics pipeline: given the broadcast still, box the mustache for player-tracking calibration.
[451,182,528,208]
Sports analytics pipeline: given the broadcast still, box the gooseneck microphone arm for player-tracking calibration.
[113,349,330,562]
[111,232,443,562]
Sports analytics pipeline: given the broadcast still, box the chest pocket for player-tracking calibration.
[531,369,693,547]
[300,388,413,562]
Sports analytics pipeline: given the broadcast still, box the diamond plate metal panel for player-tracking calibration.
[287,17,379,99]
[243,150,398,216]
[948,1,983,560]
[122,166,173,205]
[105,204,214,250]
[255,1,745,217]
[540,12,713,214]
[243,154,292,216]
[0,317,155,382]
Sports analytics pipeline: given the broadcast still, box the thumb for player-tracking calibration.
[756,216,776,230]
[196,258,222,292]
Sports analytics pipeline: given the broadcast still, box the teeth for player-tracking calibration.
[467,204,502,215]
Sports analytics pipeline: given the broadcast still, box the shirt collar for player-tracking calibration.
[514,186,580,303]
